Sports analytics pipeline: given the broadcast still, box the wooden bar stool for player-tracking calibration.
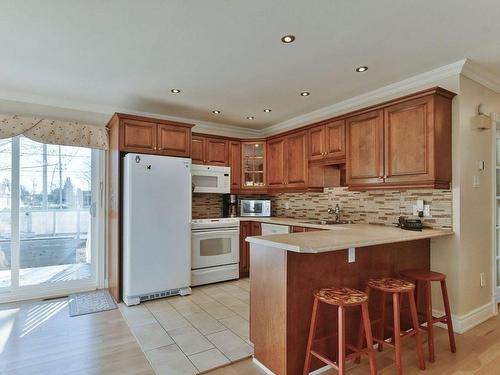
[400,269,456,362]
[358,278,425,375]
[303,287,377,375]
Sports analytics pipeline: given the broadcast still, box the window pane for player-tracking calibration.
[0,139,12,288]
[19,138,92,286]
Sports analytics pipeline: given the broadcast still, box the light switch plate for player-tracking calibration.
[473,175,480,187]
[348,247,355,263]
[423,205,431,217]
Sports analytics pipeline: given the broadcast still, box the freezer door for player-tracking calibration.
[123,154,192,298]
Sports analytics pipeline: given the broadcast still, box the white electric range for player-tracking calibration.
[191,218,240,286]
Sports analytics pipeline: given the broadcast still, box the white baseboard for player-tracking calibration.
[433,301,497,334]
[252,357,331,375]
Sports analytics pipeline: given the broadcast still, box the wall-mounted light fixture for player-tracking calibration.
[471,104,493,130]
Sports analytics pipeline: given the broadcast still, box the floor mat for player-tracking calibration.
[69,290,117,317]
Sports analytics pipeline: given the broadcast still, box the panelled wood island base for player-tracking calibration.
[246,224,452,375]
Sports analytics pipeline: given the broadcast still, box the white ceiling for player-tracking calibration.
[1,0,500,129]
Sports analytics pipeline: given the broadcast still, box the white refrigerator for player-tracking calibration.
[122,153,192,306]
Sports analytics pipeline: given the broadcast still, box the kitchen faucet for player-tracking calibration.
[327,204,342,223]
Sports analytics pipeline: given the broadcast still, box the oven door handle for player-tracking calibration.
[192,228,239,236]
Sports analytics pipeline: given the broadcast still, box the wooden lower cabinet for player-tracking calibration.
[240,221,262,277]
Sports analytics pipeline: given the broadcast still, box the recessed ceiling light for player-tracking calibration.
[281,35,295,43]
[300,91,310,96]
[263,109,272,113]
[355,66,368,72]
[212,110,221,114]
[247,116,255,120]
[171,88,181,93]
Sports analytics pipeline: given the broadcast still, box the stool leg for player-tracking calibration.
[408,289,426,370]
[414,280,420,315]
[338,306,346,374]
[378,291,386,352]
[303,297,320,375]
[355,286,371,364]
[440,279,457,353]
[392,293,402,375]
[424,280,435,362]
[361,302,377,375]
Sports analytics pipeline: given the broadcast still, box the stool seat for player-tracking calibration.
[400,269,446,281]
[315,287,368,306]
[367,277,414,293]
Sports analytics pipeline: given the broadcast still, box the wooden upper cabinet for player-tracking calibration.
[325,120,346,159]
[120,119,157,153]
[205,137,228,166]
[191,135,205,164]
[383,96,433,184]
[346,110,384,187]
[285,130,308,188]
[308,120,345,162]
[191,135,229,166]
[308,126,325,161]
[229,141,241,190]
[157,123,191,157]
[118,115,193,157]
[267,137,286,189]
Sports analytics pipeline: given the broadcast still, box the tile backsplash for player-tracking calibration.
[192,188,452,229]
[271,187,452,229]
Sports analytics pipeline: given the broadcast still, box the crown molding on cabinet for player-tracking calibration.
[260,59,468,137]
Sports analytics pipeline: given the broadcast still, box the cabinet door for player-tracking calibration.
[383,96,434,184]
[308,125,325,161]
[205,137,228,166]
[250,222,262,236]
[346,110,384,186]
[292,226,306,233]
[325,120,346,160]
[239,222,250,276]
[229,141,241,190]
[191,135,205,164]
[267,137,287,189]
[157,124,191,157]
[120,119,157,153]
[286,130,308,188]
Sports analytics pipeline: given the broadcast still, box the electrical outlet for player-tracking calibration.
[348,247,356,263]
[473,175,480,188]
[480,273,486,287]
[423,205,431,217]
[284,201,290,209]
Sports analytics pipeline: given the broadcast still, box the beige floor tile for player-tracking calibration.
[119,304,157,327]
[219,315,249,340]
[167,325,214,356]
[144,299,174,314]
[170,298,204,316]
[184,311,227,335]
[188,348,230,372]
[130,322,174,351]
[153,309,192,331]
[198,300,236,320]
[206,330,253,362]
[145,344,198,375]
[189,290,216,304]
[226,300,249,320]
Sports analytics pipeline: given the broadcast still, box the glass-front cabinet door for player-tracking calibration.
[241,141,266,189]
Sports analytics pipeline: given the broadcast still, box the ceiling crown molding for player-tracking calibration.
[461,59,500,94]
[260,59,467,137]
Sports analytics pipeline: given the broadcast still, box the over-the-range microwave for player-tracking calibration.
[191,164,230,194]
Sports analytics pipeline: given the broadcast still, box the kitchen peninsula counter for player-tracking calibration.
[246,224,452,375]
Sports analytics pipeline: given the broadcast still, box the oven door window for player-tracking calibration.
[200,238,231,257]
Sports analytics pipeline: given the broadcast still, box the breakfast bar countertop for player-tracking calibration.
[245,223,453,253]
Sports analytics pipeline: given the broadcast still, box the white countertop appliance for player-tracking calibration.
[240,199,271,217]
[191,164,230,194]
[191,218,239,286]
[122,153,192,306]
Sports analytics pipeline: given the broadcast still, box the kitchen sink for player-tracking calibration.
[300,220,353,225]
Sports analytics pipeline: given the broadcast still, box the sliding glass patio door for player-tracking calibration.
[0,136,101,300]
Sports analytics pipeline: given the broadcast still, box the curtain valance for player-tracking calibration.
[0,114,108,150]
